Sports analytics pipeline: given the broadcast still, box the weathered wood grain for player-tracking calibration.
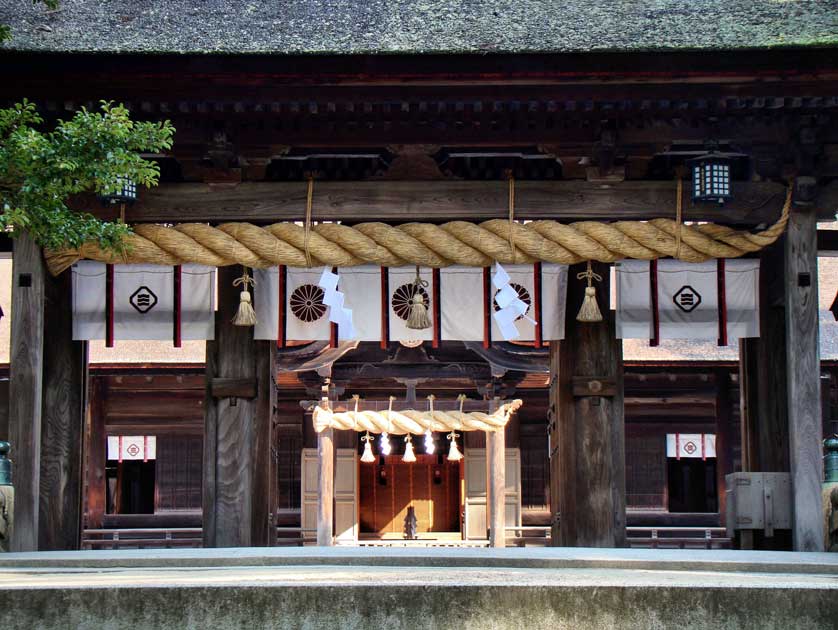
[38,270,87,550]
[556,262,626,548]
[87,180,805,224]
[251,341,274,546]
[784,205,825,551]
[0,381,9,441]
[84,378,107,530]
[203,265,273,547]
[548,342,561,544]
[9,233,45,551]
[486,427,506,548]
[316,427,334,546]
[715,369,734,522]
[740,242,790,474]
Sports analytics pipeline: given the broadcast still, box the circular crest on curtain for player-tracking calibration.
[290,284,327,322]
[493,283,531,321]
[392,283,430,321]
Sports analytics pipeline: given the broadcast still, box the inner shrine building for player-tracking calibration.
[0,1,836,554]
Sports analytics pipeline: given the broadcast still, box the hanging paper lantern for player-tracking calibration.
[380,431,391,456]
[424,429,435,455]
[447,431,462,462]
[360,432,376,463]
[403,435,416,463]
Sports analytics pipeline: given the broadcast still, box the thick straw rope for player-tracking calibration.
[44,186,792,276]
[312,399,522,434]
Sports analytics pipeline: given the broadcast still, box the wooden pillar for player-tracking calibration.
[784,204,824,551]
[739,242,790,474]
[9,233,45,551]
[203,265,273,548]
[316,426,334,546]
[39,269,87,550]
[548,346,560,543]
[487,428,506,548]
[715,369,734,522]
[84,377,107,530]
[553,262,626,547]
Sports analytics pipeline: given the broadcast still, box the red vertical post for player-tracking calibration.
[330,266,338,348]
[432,268,441,348]
[277,265,286,349]
[649,259,660,347]
[173,265,182,348]
[717,258,728,347]
[380,267,389,349]
[533,262,543,348]
[483,267,492,349]
[105,263,115,348]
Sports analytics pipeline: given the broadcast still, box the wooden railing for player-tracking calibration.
[80,525,730,550]
[81,528,203,549]
[626,526,730,549]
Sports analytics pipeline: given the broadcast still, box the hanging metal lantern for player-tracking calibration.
[99,175,138,205]
[687,153,732,204]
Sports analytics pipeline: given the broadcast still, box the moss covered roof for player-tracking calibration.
[1,0,837,55]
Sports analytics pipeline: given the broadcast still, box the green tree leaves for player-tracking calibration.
[0,100,174,251]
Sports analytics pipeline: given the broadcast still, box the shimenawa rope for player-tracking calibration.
[44,185,792,276]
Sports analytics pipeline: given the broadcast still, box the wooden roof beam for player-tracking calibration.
[92,179,837,225]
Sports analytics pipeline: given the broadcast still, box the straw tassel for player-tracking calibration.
[447,431,463,461]
[360,433,376,463]
[232,267,257,327]
[403,434,417,463]
[576,261,604,323]
[406,266,431,330]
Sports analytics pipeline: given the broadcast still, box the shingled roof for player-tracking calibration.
[1,0,837,55]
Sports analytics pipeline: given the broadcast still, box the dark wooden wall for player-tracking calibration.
[84,370,204,529]
[74,362,838,532]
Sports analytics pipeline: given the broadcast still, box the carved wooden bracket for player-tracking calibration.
[210,377,257,399]
[571,376,617,397]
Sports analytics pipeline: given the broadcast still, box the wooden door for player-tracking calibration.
[464,448,522,540]
[301,448,318,540]
[334,448,358,542]
[358,456,460,535]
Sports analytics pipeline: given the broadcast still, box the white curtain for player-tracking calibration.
[106,435,157,461]
[616,259,759,340]
[666,433,717,459]
[254,263,568,343]
[72,262,215,341]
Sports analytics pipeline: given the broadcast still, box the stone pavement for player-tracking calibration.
[0,547,835,629]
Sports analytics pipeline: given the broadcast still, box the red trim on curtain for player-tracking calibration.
[483,267,492,349]
[277,265,286,349]
[118,435,123,464]
[143,436,149,463]
[173,265,182,348]
[675,433,680,461]
[649,259,660,347]
[105,264,115,348]
[330,266,338,348]
[432,268,441,348]
[701,432,706,461]
[380,267,389,349]
[533,262,543,348]
[717,259,728,347]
